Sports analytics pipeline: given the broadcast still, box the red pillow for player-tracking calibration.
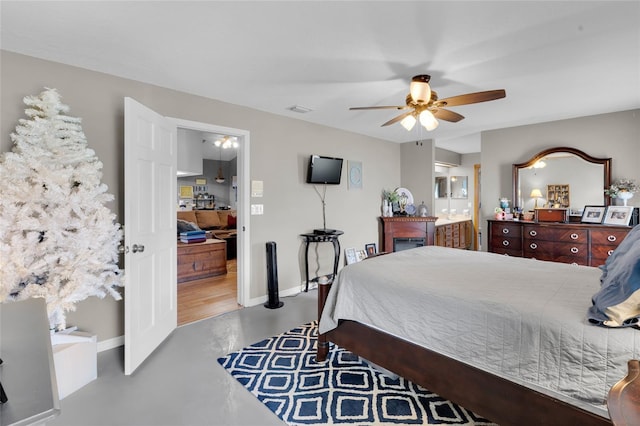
[227,214,237,229]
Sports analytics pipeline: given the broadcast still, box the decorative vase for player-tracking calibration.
[617,191,633,206]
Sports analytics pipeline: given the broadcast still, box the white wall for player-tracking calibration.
[400,139,435,215]
[1,51,401,341]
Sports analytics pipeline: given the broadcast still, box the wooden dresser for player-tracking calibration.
[177,239,227,283]
[487,220,631,266]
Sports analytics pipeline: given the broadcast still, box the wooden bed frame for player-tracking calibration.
[317,282,639,426]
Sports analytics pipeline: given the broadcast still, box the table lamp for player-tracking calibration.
[530,188,543,209]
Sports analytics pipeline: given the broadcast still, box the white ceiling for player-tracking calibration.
[1,1,639,154]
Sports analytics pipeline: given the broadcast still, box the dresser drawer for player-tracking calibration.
[523,225,588,242]
[491,222,522,238]
[590,229,629,247]
[491,236,522,254]
[554,255,589,266]
[523,240,555,259]
[523,240,588,264]
[491,245,523,257]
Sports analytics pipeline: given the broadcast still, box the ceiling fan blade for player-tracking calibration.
[437,89,506,107]
[433,108,465,123]
[350,105,409,110]
[381,111,413,127]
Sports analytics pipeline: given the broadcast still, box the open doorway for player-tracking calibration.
[173,119,250,326]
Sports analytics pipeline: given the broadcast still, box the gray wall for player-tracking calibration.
[480,109,640,248]
[1,51,400,342]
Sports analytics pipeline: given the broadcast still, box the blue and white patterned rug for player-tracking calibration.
[217,322,496,425]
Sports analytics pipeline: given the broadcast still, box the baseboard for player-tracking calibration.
[97,335,124,352]
[99,287,304,350]
[245,285,301,307]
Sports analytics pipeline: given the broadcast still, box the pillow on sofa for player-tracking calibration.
[215,210,236,229]
[177,210,198,224]
[177,219,200,234]
[195,210,222,229]
[227,214,237,229]
[588,224,640,327]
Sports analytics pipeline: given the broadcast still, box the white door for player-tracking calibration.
[124,98,177,375]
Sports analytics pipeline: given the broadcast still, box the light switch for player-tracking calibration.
[251,204,264,215]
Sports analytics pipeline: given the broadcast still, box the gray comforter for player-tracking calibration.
[319,246,640,415]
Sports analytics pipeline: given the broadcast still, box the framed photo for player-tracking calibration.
[195,178,207,185]
[581,206,606,224]
[365,243,377,256]
[356,250,367,262]
[179,185,194,198]
[345,248,358,265]
[603,206,634,226]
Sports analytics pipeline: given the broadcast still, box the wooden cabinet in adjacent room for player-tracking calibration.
[435,220,473,249]
[177,239,227,283]
[487,220,631,267]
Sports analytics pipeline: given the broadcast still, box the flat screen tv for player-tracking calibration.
[306,155,343,185]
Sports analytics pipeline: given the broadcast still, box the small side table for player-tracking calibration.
[300,231,344,292]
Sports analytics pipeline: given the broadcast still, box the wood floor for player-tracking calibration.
[177,258,241,326]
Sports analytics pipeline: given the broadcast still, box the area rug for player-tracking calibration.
[217,322,496,425]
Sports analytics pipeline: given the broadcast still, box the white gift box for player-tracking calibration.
[51,331,97,399]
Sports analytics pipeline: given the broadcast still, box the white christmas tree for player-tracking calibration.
[0,88,123,330]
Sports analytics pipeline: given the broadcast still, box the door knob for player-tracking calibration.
[132,244,145,253]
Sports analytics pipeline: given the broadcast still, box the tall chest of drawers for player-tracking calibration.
[487,220,631,266]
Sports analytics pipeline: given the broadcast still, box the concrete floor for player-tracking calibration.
[49,291,317,426]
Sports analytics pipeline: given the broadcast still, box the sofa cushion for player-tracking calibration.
[177,219,200,234]
[227,213,237,229]
[195,210,222,229]
[177,210,198,224]
[216,210,236,229]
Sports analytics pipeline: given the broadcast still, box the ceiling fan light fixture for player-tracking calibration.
[410,75,431,103]
[419,110,439,131]
[400,114,416,131]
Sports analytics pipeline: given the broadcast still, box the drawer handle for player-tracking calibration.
[502,228,510,234]
[570,233,579,240]
[571,247,579,254]
[502,240,510,247]
[607,235,617,242]
[608,249,614,256]
[529,230,537,237]
[530,243,538,250]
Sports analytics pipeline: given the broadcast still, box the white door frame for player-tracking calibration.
[170,118,250,307]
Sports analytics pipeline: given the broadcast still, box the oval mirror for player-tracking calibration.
[513,147,611,214]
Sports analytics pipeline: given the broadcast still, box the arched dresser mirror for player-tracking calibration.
[512,147,611,214]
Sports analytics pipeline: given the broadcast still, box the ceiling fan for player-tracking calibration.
[350,75,506,131]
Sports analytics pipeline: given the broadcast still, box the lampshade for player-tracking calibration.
[530,189,543,198]
[409,75,431,103]
[419,110,439,131]
[400,114,416,131]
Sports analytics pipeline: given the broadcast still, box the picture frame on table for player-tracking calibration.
[365,243,377,256]
[581,206,606,224]
[345,248,358,265]
[603,206,634,226]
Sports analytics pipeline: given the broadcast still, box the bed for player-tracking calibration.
[317,245,640,425]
